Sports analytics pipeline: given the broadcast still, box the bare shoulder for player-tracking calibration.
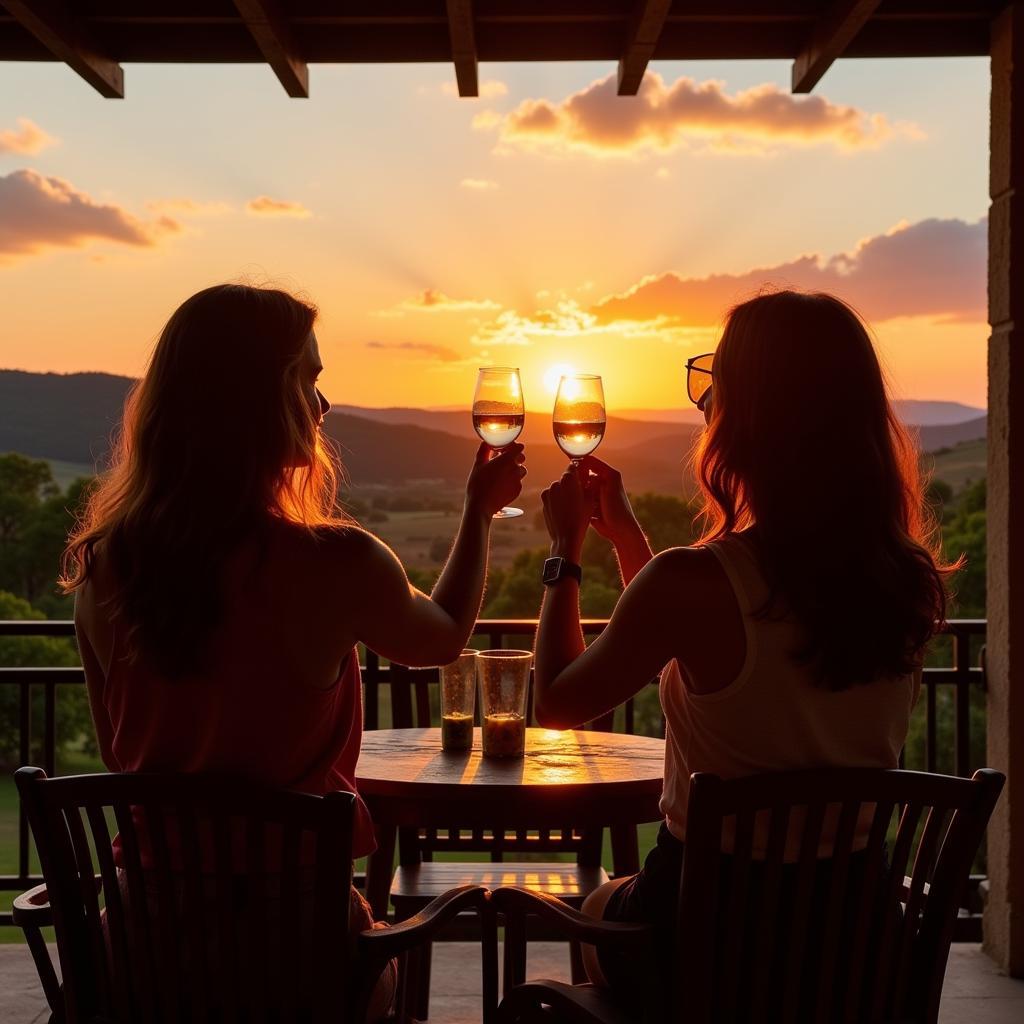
[638,545,735,617]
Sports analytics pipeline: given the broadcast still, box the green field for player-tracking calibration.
[927,438,986,493]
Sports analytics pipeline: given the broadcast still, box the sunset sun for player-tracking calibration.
[543,363,577,395]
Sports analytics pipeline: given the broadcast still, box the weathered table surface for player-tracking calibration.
[357,728,665,916]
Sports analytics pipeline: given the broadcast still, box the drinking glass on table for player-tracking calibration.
[472,366,525,519]
[440,649,478,753]
[477,650,531,759]
[553,373,606,465]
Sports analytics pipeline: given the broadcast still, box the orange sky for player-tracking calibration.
[0,57,990,411]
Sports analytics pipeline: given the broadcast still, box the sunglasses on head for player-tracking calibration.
[685,352,714,409]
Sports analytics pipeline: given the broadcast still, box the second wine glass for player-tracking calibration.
[553,373,606,465]
[472,366,525,519]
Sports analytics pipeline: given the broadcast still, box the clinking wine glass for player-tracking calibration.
[472,366,525,520]
[553,373,606,466]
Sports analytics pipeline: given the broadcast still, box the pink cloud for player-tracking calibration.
[592,217,986,327]
[0,118,57,156]
[0,169,180,259]
[246,195,311,217]
[482,73,918,156]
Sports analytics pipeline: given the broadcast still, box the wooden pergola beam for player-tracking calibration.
[618,0,672,96]
[2,0,123,98]
[792,0,882,94]
[446,0,478,98]
[233,0,308,98]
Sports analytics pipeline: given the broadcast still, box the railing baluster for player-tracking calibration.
[18,680,31,884]
[926,678,937,774]
[954,626,972,777]
[44,681,57,777]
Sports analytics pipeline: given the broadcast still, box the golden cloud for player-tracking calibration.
[383,288,502,316]
[0,118,58,156]
[477,72,920,157]
[246,195,311,217]
[460,178,499,191]
[366,340,463,362]
[592,217,986,328]
[0,169,180,260]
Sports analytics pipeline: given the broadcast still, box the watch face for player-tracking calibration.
[542,557,563,584]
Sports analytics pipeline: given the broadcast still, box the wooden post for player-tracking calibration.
[985,1,1024,978]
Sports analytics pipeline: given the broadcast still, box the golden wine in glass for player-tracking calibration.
[472,367,525,520]
[553,373,606,464]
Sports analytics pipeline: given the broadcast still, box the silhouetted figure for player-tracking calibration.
[63,283,526,1020]
[532,290,954,1002]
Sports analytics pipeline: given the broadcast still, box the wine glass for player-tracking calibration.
[553,373,606,467]
[472,366,525,520]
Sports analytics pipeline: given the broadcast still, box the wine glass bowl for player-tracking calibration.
[472,366,525,520]
[553,373,606,462]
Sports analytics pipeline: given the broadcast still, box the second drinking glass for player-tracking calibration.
[472,366,525,519]
[477,650,532,758]
[553,373,606,465]
[440,648,478,752]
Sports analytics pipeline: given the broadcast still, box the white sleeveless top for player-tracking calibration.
[659,531,919,858]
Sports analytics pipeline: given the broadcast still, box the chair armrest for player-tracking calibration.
[491,886,653,951]
[357,884,492,961]
[12,883,52,929]
[500,980,639,1024]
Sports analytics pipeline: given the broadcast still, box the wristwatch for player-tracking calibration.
[542,556,582,586]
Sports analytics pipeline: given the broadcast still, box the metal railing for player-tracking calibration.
[0,618,988,931]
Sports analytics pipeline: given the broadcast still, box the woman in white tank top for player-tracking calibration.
[531,290,954,996]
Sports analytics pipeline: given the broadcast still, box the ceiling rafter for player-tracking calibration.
[233,0,308,98]
[2,0,123,98]
[446,0,478,98]
[792,0,882,93]
[618,0,673,96]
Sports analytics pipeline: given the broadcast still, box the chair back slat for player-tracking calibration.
[869,800,923,1021]
[212,811,242,1024]
[891,805,950,1018]
[143,799,188,1023]
[15,769,362,1024]
[84,803,135,1022]
[811,799,861,1022]
[748,805,790,1024]
[779,800,826,1023]
[842,800,896,1024]
[717,806,755,1022]
[675,768,1004,1024]
[110,802,160,1024]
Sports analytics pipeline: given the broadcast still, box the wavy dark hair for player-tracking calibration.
[62,283,349,677]
[694,290,956,690]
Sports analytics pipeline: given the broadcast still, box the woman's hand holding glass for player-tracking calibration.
[466,441,527,520]
[540,464,591,562]
[578,456,643,547]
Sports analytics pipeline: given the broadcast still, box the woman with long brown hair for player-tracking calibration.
[532,290,953,1001]
[63,283,526,1017]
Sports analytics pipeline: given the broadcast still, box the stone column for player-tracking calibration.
[986,1,1024,978]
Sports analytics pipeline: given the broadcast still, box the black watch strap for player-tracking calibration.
[542,556,582,586]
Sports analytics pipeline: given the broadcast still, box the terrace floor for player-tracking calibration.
[2,941,1022,1022]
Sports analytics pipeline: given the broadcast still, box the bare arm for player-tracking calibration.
[351,442,526,667]
[535,552,682,729]
[73,593,117,770]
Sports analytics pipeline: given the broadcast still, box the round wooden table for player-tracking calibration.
[356,727,665,917]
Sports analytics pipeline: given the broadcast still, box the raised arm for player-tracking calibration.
[533,463,681,728]
[351,442,525,667]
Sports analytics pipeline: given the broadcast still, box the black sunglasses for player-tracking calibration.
[685,352,714,408]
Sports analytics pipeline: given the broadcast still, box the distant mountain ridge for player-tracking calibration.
[0,370,987,489]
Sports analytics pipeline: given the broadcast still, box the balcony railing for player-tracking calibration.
[0,618,988,932]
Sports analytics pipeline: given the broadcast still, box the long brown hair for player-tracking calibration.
[695,290,956,690]
[62,284,348,677]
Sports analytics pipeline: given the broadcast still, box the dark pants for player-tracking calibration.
[599,823,895,1020]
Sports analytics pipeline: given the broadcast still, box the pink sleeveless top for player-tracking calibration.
[95,632,376,866]
[659,532,919,858]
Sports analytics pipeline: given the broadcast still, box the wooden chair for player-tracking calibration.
[493,766,1005,1024]
[12,767,498,1024]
